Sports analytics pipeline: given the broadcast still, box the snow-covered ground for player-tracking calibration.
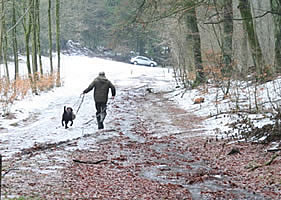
[0,55,177,159]
[0,54,280,159]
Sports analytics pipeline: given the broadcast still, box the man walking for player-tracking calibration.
[83,72,116,129]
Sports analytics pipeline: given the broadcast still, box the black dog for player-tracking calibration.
[62,106,76,129]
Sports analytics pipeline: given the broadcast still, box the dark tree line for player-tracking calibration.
[1,0,281,91]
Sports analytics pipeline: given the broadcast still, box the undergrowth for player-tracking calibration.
[228,113,280,143]
[0,73,58,116]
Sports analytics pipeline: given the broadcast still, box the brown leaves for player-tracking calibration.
[186,137,281,199]
[62,136,193,199]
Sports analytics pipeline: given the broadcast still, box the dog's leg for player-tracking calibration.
[65,120,69,129]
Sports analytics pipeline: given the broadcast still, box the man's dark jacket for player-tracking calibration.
[83,75,116,103]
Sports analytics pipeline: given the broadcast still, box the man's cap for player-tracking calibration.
[99,71,105,76]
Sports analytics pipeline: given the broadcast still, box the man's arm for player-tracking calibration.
[109,81,116,97]
[83,80,95,94]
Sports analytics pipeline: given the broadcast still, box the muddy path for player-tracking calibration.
[1,82,271,199]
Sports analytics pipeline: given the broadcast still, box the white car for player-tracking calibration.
[130,56,157,67]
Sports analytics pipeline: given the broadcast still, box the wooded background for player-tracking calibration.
[0,0,281,90]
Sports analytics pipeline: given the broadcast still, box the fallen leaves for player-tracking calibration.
[2,84,280,199]
[63,136,193,199]
[186,137,281,199]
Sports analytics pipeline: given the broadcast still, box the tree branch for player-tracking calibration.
[248,153,280,171]
[7,3,32,34]
[204,10,280,25]
[73,159,108,165]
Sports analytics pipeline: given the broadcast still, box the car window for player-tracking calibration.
[135,56,153,61]
[139,57,148,60]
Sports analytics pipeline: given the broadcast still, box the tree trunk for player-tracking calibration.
[238,0,266,79]
[0,1,3,75]
[1,0,9,83]
[222,0,233,95]
[31,1,38,75]
[12,0,19,80]
[30,0,38,94]
[48,0,53,74]
[186,7,205,86]
[271,0,281,73]
[222,0,233,75]
[25,31,33,87]
[56,0,61,87]
[23,0,34,90]
[36,0,43,78]
[137,34,145,56]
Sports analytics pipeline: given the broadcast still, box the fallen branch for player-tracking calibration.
[210,110,259,118]
[248,153,280,171]
[73,159,107,165]
[2,168,19,177]
[267,148,281,152]
[248,164,262,171]
[265,153,279,166]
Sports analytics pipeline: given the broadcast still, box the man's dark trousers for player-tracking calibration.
[95,102,107,129]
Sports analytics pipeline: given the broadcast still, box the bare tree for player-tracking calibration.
[222,0,233,95]
[36,0,43,78]
[30,0,39,94]
[12,0,19,80]
[48,0,54,74]
[1,0,9,83]
[56,0,61,87]
[271,0,281,73]
[185,5,205,86]
[23,0,34,91]
[238,0,266,79]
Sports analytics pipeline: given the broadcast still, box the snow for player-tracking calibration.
[0,55,176,159]
[0,54,280,159]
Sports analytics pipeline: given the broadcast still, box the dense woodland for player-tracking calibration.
[1,0,281,117]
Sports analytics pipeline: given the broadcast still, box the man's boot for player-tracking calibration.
[98,122,103,129]
[96,116,104,129]
[99,122,104,129]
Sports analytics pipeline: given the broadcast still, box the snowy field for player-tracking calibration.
[0,55,176,159]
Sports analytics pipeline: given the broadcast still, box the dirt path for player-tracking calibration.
[1,84,278,199]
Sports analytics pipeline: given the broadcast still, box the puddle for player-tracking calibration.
[136,140,267,200]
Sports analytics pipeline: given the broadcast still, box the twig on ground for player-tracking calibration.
[267,148,281,152]
[2,168,19,177]
[73,159,107,165]
[265,153,279,166]
[248,153,280,171]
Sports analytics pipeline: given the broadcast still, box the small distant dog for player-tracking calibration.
[194,97,205,104]
[62,106,76,129]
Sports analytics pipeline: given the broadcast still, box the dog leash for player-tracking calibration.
[75,94,85,114]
